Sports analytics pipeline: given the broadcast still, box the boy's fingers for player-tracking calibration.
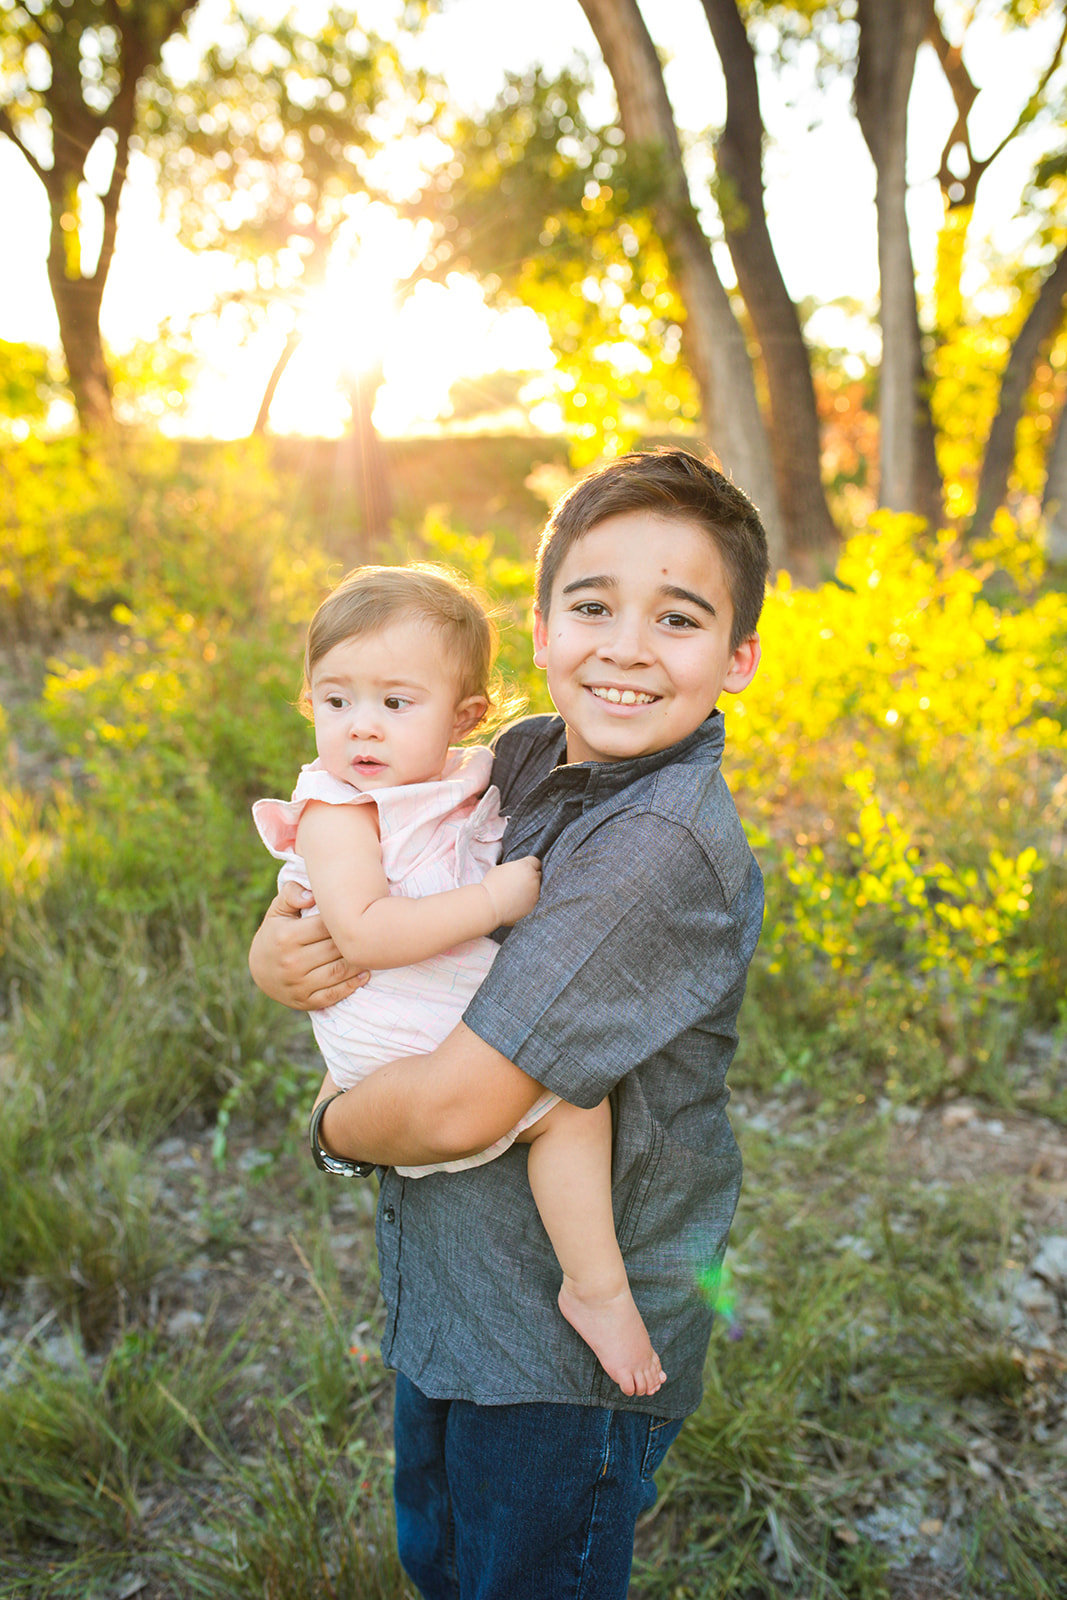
[272,880,315,918]
[307,967,369,1010]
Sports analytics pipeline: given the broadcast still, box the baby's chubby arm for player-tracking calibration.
[296,799,541,971]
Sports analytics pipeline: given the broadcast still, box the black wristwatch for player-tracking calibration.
[309,1090,377,1177]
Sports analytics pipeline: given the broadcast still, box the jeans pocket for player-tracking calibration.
[639,1414,683,1482]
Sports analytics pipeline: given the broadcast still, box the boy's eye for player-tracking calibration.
[662,612,699,629]
[572,600,609,617]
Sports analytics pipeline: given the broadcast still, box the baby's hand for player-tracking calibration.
[482,856,542,926]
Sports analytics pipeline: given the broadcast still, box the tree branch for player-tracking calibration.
[925,1,978,201]
[971,244,1067,539]
[0,106,48,183]
[977,15,1067,174]
[928,4,1067,207]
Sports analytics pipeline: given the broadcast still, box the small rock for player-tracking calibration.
[834,1234,875,1260]
[1031,1236,1067,1291]
[942,1104,975,1128]
[238,1147,270,1172]
[37,1329,82,1372]
[167,1309,205,1339]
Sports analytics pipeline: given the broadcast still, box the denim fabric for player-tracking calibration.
[377,709,762,1418]
[393,1373,683,1600]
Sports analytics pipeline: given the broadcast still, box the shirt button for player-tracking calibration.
[383,1205,396,1223]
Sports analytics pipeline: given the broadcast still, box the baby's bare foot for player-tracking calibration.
[558,1279,666,1397]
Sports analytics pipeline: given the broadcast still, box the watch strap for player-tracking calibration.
[309,1090,377,1177]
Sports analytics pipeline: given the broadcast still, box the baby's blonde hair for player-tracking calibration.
[302,564,503,726]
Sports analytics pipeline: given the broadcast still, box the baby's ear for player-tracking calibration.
[453,695,490,738]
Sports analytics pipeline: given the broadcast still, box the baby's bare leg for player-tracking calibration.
[516,1100,665,1398]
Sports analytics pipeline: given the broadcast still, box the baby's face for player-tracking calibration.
[309,619,486,790]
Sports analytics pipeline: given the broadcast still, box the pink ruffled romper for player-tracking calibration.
[253,745,557,1177]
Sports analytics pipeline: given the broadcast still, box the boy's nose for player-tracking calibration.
[597,621,652,667]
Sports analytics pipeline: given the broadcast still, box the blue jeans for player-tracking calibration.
[393,1373,683,1600]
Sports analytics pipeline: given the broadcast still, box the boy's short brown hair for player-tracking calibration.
[535,449,770,650]
[302,564,496,714]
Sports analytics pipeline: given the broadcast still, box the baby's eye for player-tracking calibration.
[384,695,411,711]
[325,694,347,710]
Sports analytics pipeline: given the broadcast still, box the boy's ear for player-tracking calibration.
[452,695,490,739]
[722,634,761,695]
[532,604,549,669]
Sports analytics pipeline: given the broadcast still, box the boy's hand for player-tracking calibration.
[248,881,368,1010]
[481,856,542,926]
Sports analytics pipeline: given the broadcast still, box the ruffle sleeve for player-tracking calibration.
[252,761,371,861]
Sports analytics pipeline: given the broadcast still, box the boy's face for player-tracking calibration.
[532,511,760,766]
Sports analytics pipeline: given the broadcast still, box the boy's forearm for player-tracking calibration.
[318,1022,546,1166]
[327,883,496,972]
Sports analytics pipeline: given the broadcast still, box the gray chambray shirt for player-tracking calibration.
[374,709,763,1419]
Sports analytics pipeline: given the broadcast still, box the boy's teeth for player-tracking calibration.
[592,687,654,705]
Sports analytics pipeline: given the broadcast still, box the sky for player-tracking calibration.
[1,0,1061,437]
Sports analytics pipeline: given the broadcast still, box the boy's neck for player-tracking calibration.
[560,707,723,772]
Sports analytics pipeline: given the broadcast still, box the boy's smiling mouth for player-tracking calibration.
[588,686,659,706]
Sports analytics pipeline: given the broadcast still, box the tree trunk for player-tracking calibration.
[576,0,785,566]
[970,245,1067,542]
[1042,393,1067,565]
[39,25,143,435]
[854,0,943,526]
[39,163,114,433]
[342,368,392,542]
[253,331,302,435]
[47,263,113,432]
[700,0,838,568]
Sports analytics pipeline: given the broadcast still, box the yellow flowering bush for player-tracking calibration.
[729,513,1066,1099]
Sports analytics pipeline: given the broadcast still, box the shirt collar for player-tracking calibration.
[539,709,726,807]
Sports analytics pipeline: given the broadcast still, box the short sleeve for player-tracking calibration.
[462,810,759,1107]
[252,765,368,859]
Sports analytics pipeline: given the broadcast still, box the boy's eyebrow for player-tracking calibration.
[661,583,717,617]
[560,573,616,596]
[561,574,717,617]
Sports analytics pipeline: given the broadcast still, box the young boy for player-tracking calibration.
[249,448,769,1600]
